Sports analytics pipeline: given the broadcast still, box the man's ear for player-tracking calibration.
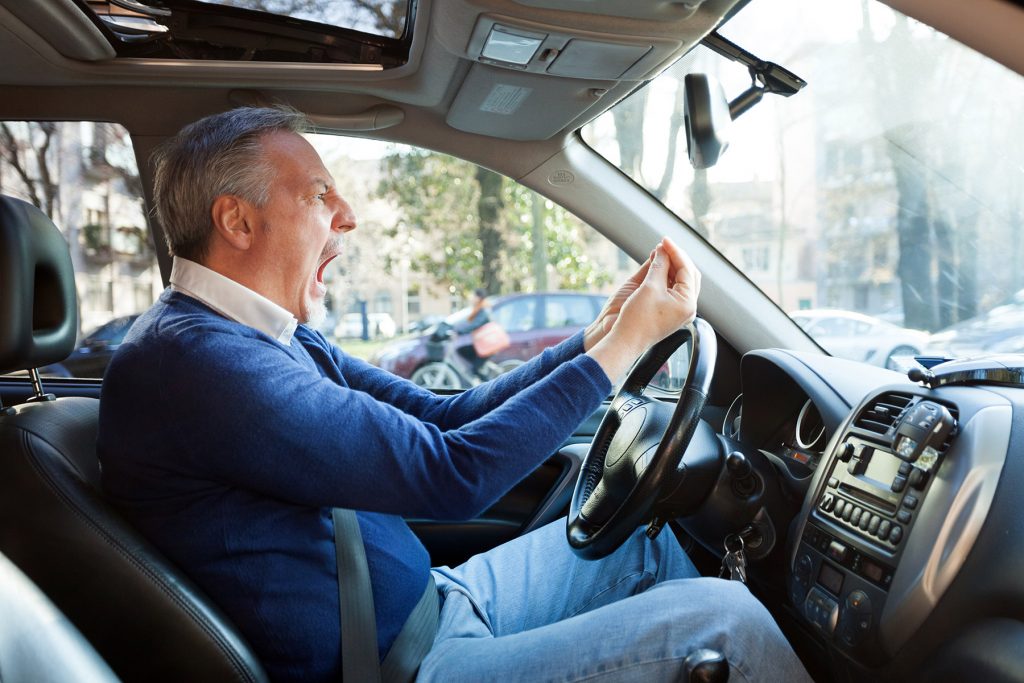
[210,195,254,251]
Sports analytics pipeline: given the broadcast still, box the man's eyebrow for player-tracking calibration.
[310,176,332,191]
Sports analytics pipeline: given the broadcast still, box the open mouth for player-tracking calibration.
[312,252,339,298]
[316,253,338,286]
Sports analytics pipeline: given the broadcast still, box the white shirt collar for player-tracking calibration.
[169,256,298,344]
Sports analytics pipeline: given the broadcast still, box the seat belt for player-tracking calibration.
[381,574,438,683]
[332,509,439,683]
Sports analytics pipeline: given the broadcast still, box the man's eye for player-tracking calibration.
[315,193,326,202]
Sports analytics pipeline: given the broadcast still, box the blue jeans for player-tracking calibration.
[417,519,810,682]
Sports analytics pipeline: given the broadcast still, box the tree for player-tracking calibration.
[0,122,60,220]
[377,148,611,296]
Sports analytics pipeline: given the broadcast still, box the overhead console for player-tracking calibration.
[788,388,1011,669]
[464,18,662,80]
[438,0,745,139]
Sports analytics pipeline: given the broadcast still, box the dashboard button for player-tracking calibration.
[868,515,880,534]
[878,519,891,538]
[859,513,871,531]
[835,500,847,517]
[898,461,913,476]
[891,475,907,492]
[821,494,836,512]
[850,507,863,526]
[903,494,919,510]
[897,509,912,524]
[889,525,903,544]
[909,468,928,490]
[828,477,839,488]
[843,505,854,522]
[827,541,849,563]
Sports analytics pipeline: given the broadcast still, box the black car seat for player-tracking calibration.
[0,195,268,683]
[0,549,120,683]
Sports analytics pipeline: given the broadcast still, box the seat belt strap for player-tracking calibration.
[381,574,439,683]
[332,508,382,683]
[333,509,439,683]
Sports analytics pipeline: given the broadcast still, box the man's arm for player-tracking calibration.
[160,328,610,521]
[330,329,588,430]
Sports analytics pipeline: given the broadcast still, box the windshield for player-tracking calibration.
[584,0,1024,368]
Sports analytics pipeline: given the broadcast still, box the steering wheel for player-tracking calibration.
[567,317,719,559]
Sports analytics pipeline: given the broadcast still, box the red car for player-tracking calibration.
[370,292,606,387]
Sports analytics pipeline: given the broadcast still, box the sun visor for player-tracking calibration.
[446,62,610,140]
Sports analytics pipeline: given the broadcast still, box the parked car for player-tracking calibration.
[334,312,397,339]
[927,289,1024,358]
[41,315,140,378]
[789,310,929,370]
[371,292,606,382]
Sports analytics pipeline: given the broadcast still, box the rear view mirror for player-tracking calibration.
[683,73,732,169]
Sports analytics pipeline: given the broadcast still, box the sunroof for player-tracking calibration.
[197,0,407,39]
[79,0,413,66]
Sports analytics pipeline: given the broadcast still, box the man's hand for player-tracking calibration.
[582,251,653,352]
[586,237,701,383]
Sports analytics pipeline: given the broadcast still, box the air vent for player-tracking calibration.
[854,392,914,435]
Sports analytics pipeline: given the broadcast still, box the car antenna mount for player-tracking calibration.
[700,32,807,120]
[908,355,1024,389]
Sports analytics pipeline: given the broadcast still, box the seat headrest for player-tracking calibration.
[0,195,78,374]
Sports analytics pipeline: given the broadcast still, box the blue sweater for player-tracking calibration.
[98,290,611,682]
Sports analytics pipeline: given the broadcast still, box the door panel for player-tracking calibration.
[408,408,607,567]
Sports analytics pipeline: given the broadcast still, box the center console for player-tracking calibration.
[788,392,957,665]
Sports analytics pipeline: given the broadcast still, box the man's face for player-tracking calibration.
[249,131,356,325]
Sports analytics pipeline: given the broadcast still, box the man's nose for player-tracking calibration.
[332,197,357,233]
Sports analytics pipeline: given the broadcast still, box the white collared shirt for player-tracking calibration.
[169,256,299,344]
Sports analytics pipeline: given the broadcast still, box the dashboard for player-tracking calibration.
[686,348,1024,681]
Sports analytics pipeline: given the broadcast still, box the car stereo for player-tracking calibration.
[789,395,957,665]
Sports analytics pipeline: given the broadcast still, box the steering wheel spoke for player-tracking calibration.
[567,320,719,559]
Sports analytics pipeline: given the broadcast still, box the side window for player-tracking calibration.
[82,317,131,345]
[493,298,538,333]
[0,121,159,379]
[304,134,639,389]
[545,295,597,328]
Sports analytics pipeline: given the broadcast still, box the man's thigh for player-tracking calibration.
[431,518,699,636]
[417,576,810,683]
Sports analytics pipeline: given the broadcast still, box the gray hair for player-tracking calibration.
[151,106,310,261]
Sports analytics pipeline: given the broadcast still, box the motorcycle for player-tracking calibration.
[410,321,523,389]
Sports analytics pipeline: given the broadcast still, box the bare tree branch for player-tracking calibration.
[34,121,58,217]
[0,122,43,209]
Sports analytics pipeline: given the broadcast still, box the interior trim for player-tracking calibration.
[0,0,114,62]
[881,403,1012,655]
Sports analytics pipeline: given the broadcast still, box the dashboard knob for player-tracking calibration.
[838,442,856,462]
[726,451,752,478]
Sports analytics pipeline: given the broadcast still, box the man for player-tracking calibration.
[98,107,809,682]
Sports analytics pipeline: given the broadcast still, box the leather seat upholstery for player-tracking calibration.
[0,195,268,682]
[0,550,120,683]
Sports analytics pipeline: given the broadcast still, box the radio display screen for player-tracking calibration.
[836,441,903,511]
[861,449,901,493]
